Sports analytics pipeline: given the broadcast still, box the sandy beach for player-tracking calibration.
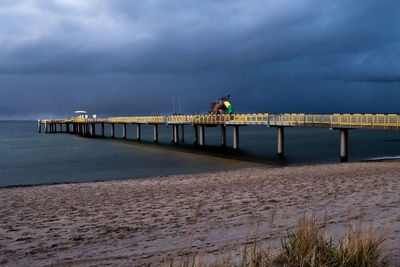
[1,160,400,266]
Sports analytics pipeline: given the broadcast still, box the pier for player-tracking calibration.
[39,113,400,162]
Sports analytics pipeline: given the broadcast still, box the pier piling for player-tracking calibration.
[180,125,184,142]
[90,123,95,136]
[199,125,205,146]
[340,128,349,162]
[233,126,239,150]
[173,125,179,144]
[111,123,115,138]
[193,125,198,145]
[277,126,284,157]
[122,124,127,139]
[153,124,158,143]
[137,124,141,141]
[101,123,104,137]
[38,121,41,133]
[221,125,226,146]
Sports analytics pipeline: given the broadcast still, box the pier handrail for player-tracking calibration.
[41,113,400,130]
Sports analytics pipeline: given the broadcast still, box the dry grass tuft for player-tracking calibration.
[274,213,336,266]
[333,225,387,266]
[160,214,388,267]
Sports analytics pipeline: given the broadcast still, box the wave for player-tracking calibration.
[368,155,400,160]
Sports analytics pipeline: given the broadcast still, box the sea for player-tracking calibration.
[1,120,400,187]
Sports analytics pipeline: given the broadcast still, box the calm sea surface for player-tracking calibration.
[1,121,400,187]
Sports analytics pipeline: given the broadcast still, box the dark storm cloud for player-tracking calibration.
[1,0,399,78]
[0,0,400,119]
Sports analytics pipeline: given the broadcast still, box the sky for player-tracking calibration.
[1,0,400,119]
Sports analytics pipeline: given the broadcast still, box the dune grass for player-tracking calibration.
[161,214,388,267]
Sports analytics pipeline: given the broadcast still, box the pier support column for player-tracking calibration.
[59,123,62,133]
[85,124,89,136]
[66,123,70,133]
[277,126,284,157]
[90,123,95,136]
[173,124,179,144]
[221,125,226,146]
[81,124,85,135]
[111,124,115,137]
[199,125,205,146]
[38,121,41,133]
[340,128,348,162]
[45,122,48,133]
[180,125,184,142]
[171,126,174,142]
[233,125,239,150]
[137,124,141,141]
[193,125,198,145]
[101,123,104,137]
[153,124,158,143]
[122,124,127,139]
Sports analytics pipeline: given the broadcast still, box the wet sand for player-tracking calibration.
[1,160,400,266]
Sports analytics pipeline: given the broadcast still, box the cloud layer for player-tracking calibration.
[1,0,399,118]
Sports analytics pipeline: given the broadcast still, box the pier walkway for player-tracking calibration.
[39,113,400,162]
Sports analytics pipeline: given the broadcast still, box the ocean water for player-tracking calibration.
[1,121,400,187]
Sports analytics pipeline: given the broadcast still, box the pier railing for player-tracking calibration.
[42,113,400,130]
